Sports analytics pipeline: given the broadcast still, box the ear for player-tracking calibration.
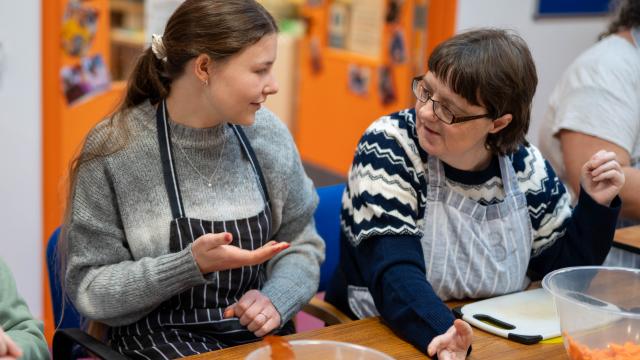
[193,54,213,83]
[488,113,512,134]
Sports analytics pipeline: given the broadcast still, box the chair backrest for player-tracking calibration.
[46,227,82,329]
[313,183,346,292]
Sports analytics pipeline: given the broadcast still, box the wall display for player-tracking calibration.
[389,28,407,64]
[378,65,396,105]
[61,54,111,105]
[348,64,370,96]
[309,36,323,74]
[61,0,99,57]
[346,0,384,58]
[536,0,613,17]
[328,2,350,49]
[386,0,402,24]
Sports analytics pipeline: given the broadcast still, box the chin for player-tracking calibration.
[417,133,442,156]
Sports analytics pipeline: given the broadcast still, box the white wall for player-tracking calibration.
[456,0,610,146]
[0,0,42,318]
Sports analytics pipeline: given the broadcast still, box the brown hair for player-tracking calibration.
[427,28,538,155]
[600,0,640,39]
[58,0,277,334]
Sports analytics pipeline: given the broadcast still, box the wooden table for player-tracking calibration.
[184,226,640,359]
[184,316,567,359]
[613,225,640,254]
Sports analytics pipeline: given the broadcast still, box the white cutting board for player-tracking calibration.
[454,288,560,344]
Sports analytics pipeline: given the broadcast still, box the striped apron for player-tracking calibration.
[603,26,640,268]
[347,154,532,318]
[108,101,294,359]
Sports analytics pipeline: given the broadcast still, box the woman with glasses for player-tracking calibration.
[325,28,624,360]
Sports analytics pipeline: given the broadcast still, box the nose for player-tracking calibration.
[416,98,435,122]
[263,75,279,96]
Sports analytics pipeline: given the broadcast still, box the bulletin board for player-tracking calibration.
[42,0,126,342]
[295,0,457,175]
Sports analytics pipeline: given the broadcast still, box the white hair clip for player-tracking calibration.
[151,34,167,62]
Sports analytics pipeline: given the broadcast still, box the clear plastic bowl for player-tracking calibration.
[542,266,640,359]
[245,340,394,360]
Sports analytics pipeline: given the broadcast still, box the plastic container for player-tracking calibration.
[542,266,640,360]
[245,340,394,360]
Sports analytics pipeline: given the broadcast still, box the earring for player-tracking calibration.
[203,79,208,86]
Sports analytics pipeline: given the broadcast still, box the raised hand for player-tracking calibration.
[223,289,281,337]
[191,232,289,274]
[580,150,625,206]
[427,319,473,360]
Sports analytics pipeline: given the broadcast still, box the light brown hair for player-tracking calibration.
[427,28,538,155]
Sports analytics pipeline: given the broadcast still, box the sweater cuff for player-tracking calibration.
[154,245,208,293]
[261,275,307,325]
[577,186,622,216]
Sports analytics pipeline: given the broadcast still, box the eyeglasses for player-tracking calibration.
[411,76,491,125]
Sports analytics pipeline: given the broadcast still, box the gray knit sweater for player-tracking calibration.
[65,101,325,327]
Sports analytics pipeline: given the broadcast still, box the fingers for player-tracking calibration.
[223,304,235,319]
[247,241,290,266]
[0,329,20,359]
[427,326,454,356]
[197,232,233,249]
[585,150,616,171]
[453,319,473,346]
[230,290,281,337]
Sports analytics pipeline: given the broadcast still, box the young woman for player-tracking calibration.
[326,28,624,360]
[60,1,324,358]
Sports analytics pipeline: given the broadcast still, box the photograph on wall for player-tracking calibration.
[389,28,407,64]
[328,2,350,49]
[61,54,111,106]
[536,0,613,17]
[61,0,99,57]
[348,64,371,96]
[378,65,396,105]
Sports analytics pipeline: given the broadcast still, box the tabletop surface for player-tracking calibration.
[183,225,640,359]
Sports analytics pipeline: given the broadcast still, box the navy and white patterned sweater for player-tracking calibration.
[325,109,621,354]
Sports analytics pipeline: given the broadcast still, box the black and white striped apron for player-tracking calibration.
[108,101,294,359]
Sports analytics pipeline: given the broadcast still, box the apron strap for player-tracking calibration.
[230,125,272,213]
[156,100,185,219]
[157,99,272,221]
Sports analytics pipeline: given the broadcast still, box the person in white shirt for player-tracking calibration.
[539,0,640,267]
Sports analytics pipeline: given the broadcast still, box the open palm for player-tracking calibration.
[427,319,472,360]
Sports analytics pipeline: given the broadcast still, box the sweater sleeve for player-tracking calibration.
[0,259,48,360]
[65,144,207,327]
[261,126,325,324]
[354,235,455,354]
[528,188,621,280]
[520,146,621,279]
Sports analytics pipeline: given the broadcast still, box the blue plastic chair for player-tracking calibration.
[46,227,82,330]
[313,183,345,292]
[47,227,128,359]
[301,183,351,325]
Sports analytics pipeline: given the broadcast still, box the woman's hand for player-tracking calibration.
[0,327,22,360]
[191,233,289,274]
[223,290,281,337]
[580,150,625,206]
[427,319,473,360]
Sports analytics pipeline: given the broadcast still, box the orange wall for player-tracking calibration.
[42,0,125,342]
[295,0,457,175]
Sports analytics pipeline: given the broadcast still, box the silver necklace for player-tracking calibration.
[173,124,227,188]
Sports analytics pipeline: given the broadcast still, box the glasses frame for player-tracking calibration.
[411,76,491,125]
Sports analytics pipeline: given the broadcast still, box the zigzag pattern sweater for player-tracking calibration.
[327,108,621,354]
